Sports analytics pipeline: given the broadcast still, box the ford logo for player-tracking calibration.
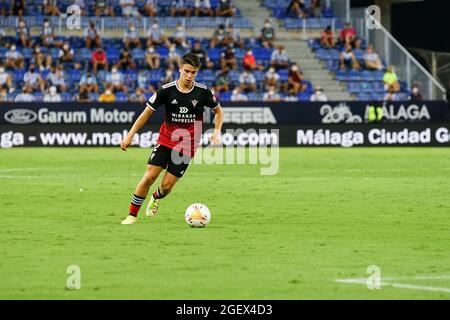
[4,109,38,124]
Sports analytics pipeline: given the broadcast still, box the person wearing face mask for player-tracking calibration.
[6,45,24,69]
[190,41,214,70]
[99,84,116,102]
[287,63,307,95]
[43,85,62,102]
[214,67,230,94]
[243,49,264,71]
[146,20,170,48]
[15,86,35,102]
[239,68,257,93]
[120,0,141,18]
[24,64,45,93]
[285,0,307,18]
[270,45,289,70]
[170,0,192,17]
[260,19,276,49]
[31,45,52,71]
[58,42,75,65]
[171,23,189,49]
[231,87,248,101]
[46,64,67,93]
[123,22,141,50]
[0,65,13,94]
[79,72,99,94]
[41,18,61,47]
[16,18,30,48]
[93,0,114,17]
[91,47,108,74]
[165,45,181,70]
[383,65,400,92]
[263,86,281,102]
[264,67,280,91]
[145,45,161,70]
[210,24,228,48]
[43,0,62,16]
[84,20,102,49]
[408,85,422,101]
[216,0,236,17]
[144,0,158,17]
[226,23,244,49]
[194,0,213,17]
[310,86,328,102]
[107,67,128,94]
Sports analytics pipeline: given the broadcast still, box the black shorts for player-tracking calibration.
[147,144,191,178]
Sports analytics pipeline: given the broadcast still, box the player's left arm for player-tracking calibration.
[210,105,223,145]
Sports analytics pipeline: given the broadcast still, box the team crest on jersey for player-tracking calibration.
[191,100,198,107]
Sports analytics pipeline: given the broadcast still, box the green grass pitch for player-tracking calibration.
[1,147,450,299]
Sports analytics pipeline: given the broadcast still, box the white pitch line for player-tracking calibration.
[0,167,42,173]
[335,276,450,294]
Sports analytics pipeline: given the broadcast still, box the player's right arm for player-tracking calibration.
[120,107,154,151]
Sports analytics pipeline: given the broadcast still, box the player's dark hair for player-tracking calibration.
[182,53,201,69]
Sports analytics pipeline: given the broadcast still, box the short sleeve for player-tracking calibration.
[146,89,165,111]
[204,89,220,109]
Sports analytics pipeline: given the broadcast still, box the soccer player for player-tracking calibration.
[120,53,223,225]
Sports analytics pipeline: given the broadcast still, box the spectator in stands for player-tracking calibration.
[243,49,264,71]
[123,22,141,50]
[115,49,137,70]
[340,22,356,46]
[214,67,230,94]
[310,85,328,101]
[160,68,174,86]
[31,45,52,71]
[146,21,170,48]
[220,45,237,70]
[73,0,87,16]
[171,0,192,17]
[408,84,422,101]
[46,64,67,92]
[339,44,359,70]
[165,44,181,69]
[92,47,108,74]
[84,20,102,49]
[41,18,62,48]
[226,23,244,49]
[190,41,215,69]
[145,46,161,69]
[0,64,13,94]
[0,90,9,102]
[210,24,228,48]
[287,63,306,94]
[363,44,383,71]
[353,38,363,50]
[79,72,99,94]
[239,68,257,93]
[384,86,398,101]
[6,44,25,69]
[195,0,213,17]
[42,0,61,16]
[260,19,276,49]
[15,86,35,102]
[76,90,91,102]
[216,0,236,17]
[263,86,281,102]
[44,85,62,102]
[231,87,248,101]
[171,23,190,49]
[106,67,128,94]
[310,0,323,18]
[285,0,307,18]
[17,18,31,48]
[321,26,335,49]
[270,45,289,70]
[137,70,156,93]
[59,42,75,66]
[383,65,400,92]
[130,87,147,103]
[11,0,25,17]
[24,64,45,93]
[99,84,116,102]
[94,0,114,17]
[144,0,158,17]
[120,0,141,18]
[0,27,5,47]
[265,67,280,91]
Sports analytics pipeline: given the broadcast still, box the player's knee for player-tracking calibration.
[160,181,174,194]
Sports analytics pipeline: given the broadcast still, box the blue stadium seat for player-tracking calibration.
[115,92,128,102]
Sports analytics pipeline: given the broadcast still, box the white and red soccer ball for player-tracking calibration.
[185,203,211,228]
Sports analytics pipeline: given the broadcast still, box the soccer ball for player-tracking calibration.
[185,203,211,228]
